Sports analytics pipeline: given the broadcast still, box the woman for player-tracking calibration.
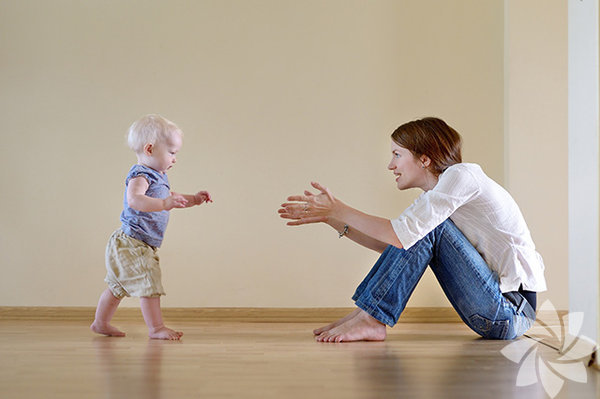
[278,117,545,343]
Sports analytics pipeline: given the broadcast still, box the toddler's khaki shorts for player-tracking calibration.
[104,229,166,299]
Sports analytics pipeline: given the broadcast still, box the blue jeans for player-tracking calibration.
[352,219,535,340]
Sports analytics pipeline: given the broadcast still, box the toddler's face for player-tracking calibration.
[145,131,182,173]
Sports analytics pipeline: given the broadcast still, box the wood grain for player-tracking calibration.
[0,306,464,323]
[1,318,598,399]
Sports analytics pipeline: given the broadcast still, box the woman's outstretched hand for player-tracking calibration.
[278,182,337,226]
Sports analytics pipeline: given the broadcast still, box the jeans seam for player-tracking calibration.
[439,230,504,323]
[371,250,403,302]
[369,248,420,324]
[354,298,394,326]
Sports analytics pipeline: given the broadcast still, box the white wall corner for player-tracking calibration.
[568,0,600,345]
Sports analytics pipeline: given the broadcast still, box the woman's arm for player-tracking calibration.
[325,218,390,253]
[330,202,403,249]
[278,182,403,250]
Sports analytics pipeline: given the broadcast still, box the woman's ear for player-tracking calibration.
[420,154,432,168]
[143,143,153,156]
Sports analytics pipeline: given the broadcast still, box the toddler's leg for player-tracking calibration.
[140,297,183,340]
[91,288,126,337]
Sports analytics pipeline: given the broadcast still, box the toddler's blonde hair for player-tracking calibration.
[127,114,183,154]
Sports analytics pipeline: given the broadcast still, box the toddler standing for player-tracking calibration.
[91,114,212,340]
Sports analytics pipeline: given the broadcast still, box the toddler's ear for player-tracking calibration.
[143,143,153,156]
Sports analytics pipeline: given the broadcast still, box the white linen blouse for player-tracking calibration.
[390,163,547,293]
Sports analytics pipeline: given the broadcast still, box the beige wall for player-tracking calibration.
[505,0,568,309]
[0,0,564,309]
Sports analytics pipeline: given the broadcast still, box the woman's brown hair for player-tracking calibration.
[391,117,462,176]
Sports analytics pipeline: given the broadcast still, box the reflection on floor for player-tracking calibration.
[0,319,598,398]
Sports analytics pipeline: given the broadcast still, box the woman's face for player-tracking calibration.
[388,141,434,191]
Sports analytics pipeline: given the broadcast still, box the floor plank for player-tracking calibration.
[0,319,598,399]
[0,306,463,323]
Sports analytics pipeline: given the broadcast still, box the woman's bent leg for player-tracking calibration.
[352,237,437,326]
[315,242,434,342]
[350,219,534,339]
[312,247,401,336]
[428,220,535,339]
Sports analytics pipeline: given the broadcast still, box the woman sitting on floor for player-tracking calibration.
[279,117,545,343]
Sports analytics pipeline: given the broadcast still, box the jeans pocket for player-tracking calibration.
[468,314,510,339]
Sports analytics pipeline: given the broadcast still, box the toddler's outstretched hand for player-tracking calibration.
[164,192,188,210]
[194,191,213,205]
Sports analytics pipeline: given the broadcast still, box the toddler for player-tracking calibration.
[91,114,212,340]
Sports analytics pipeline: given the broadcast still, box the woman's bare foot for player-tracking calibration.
[90,321,126,337]
[313,308,362,335]
[148,326,183,340]
[315,309,386,343]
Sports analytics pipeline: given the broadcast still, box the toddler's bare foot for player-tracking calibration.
[90,321,126,337]
[313,308,361,335]
[148,326,183,340]
[316,309,386,343]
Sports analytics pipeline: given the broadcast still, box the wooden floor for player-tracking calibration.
[1,317,599,399]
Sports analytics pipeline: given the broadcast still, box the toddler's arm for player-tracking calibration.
[178,191,213,207]
[127,176,188,212]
